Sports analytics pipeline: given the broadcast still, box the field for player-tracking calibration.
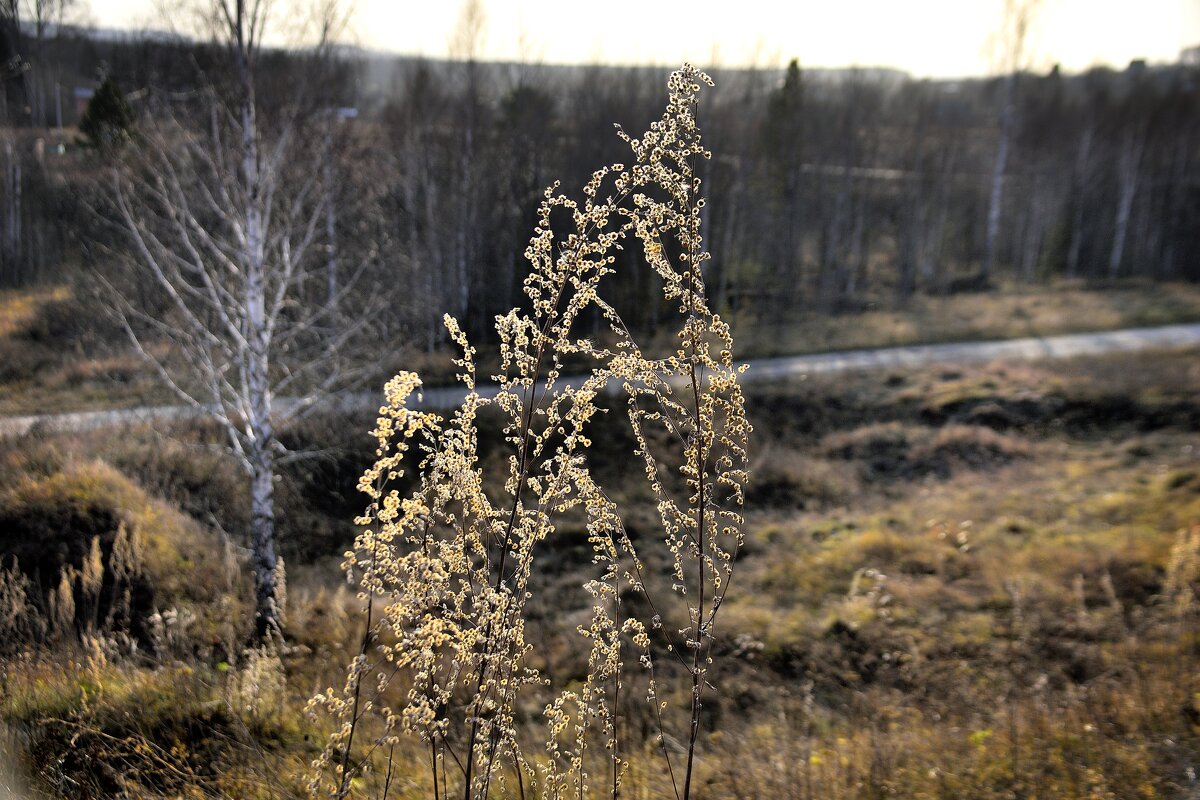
[3,280,1200,415]
[1,323,1198,798]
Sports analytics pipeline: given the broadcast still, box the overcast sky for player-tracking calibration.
[81,0,1200,79]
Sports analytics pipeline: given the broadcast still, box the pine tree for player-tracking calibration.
[79,77,134,150]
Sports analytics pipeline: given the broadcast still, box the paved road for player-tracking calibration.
[3,322,1199,438]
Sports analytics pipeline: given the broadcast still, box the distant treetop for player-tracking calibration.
[79,77,135,150]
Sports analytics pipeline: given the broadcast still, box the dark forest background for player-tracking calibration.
[2,13,1199,348]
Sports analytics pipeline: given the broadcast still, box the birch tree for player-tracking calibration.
[106,0,360,639]
[26,0,76,127]
[982,0,1040,283]
[1107,126,1144,279]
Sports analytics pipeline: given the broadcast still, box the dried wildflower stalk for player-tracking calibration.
[310,64,750,800]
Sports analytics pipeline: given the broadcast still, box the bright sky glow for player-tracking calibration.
[82,0,1200,78]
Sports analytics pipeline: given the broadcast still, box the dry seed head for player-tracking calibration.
[312,64,748,799]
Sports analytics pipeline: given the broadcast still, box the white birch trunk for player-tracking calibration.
[249,439,279,638]
[1066,125,1092,278]
[1108,134,1142,280]
[982,73,1014,282]
[236,2,281,638]
[6,140,20,281]
[324,120,338,307]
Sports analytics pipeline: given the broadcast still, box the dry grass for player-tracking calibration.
[0,286,71,338]
[728,280,1200,358]
[1,656,321,799]
[3,280,1200,415]
[0,437,250,655]
[0,284,167,415]
[0,347,1198,797]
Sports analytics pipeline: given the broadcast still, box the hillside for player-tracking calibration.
[0,344,1196,797]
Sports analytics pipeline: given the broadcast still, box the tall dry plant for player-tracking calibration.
[0,558,43,653]
[310,65,749,800]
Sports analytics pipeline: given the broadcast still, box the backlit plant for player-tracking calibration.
[310,64,750,800]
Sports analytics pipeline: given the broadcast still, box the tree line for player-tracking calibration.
[2,20,1199,344]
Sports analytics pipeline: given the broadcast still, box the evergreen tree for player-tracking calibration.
[79,77,133,150]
